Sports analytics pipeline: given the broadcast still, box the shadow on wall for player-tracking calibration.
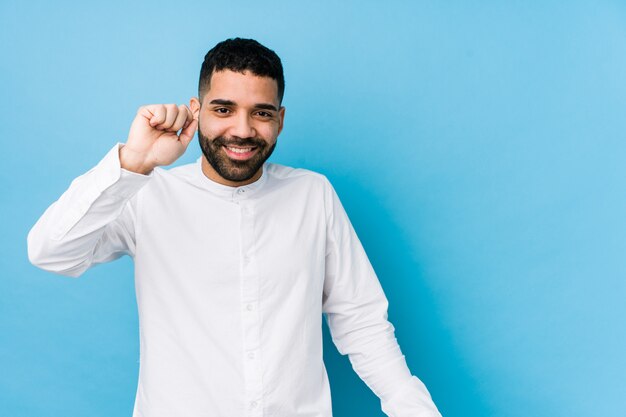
[321,174,489,417]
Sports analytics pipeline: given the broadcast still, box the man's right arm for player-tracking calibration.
[27,144,152,277]
[27,104,197,277]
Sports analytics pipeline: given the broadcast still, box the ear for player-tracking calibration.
[189,97,201,119]
[277,106,286,135]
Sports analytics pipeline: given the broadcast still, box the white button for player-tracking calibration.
[243,255,251,264]
[246,304,254,311]
[250,401,258,408]
[248,352,255,359]
[237,188,246,194]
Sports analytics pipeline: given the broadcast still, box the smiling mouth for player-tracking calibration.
[222,145,259,160]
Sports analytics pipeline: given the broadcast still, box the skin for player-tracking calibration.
[120,70,285,187]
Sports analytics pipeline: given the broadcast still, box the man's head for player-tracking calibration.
[190,38,286,187]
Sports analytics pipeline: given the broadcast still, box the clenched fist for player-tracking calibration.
[120,104,198,174]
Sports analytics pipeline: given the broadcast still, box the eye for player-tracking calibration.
[256,111,273,118]
[214,107,230,115]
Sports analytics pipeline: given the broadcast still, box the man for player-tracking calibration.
[28,38,441,417]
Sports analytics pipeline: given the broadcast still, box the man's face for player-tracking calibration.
[190,70,285,186]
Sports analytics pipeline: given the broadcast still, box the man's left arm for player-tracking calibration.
[321,178,442,417]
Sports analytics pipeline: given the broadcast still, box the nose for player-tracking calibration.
[229,113,256,139]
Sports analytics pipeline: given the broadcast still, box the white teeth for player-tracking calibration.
[226,146,253,154]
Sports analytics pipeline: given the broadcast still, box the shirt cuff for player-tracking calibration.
[380,376,442,417]
[96,143,152,199]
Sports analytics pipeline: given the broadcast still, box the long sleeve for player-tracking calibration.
[27,143,152,277]
[321,180,442,417]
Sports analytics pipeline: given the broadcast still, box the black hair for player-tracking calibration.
[198,38,285,104]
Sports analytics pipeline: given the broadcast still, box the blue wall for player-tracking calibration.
[2,1,626,416]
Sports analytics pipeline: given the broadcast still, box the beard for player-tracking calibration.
[198,128,277,183]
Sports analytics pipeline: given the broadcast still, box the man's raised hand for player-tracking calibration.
[120,104,198,175]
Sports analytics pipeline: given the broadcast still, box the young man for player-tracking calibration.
[28,38,441,417]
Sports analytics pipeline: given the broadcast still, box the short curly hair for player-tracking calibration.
[198,38,285,104]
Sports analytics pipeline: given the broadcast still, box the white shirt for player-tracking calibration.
[27,144,442,417]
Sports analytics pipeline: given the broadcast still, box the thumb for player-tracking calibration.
[179,118,198,148]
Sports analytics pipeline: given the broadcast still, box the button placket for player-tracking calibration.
[239,200,263,416]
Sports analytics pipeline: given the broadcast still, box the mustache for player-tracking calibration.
[213,136,266,148]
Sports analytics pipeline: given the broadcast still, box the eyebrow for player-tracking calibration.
[209,99,278,112]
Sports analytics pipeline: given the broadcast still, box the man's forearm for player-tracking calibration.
[27,143,150,277]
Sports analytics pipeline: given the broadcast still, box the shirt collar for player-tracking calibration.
[193,156,268,200]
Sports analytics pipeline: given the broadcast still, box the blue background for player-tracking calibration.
[2,1,626,416]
